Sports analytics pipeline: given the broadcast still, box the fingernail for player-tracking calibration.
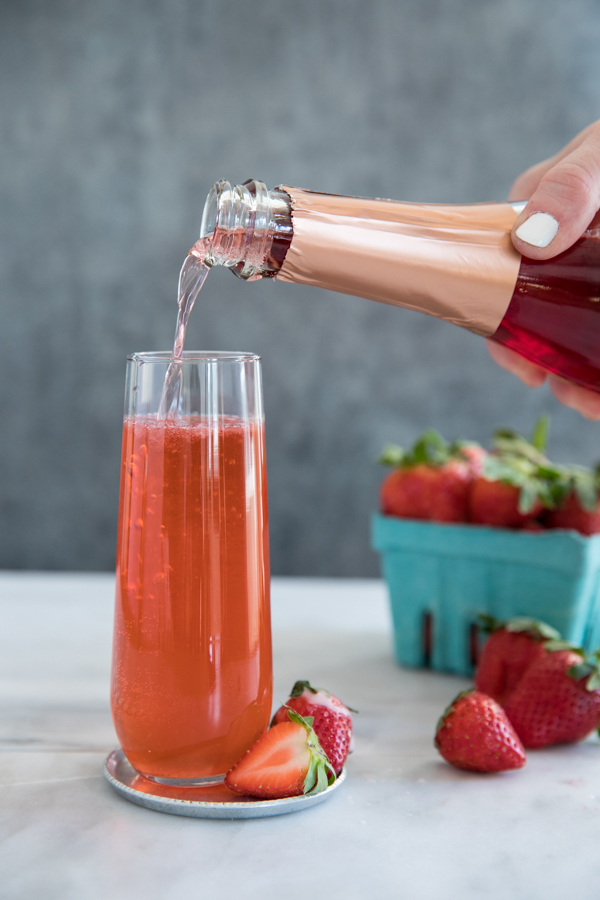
[515,212,559,248]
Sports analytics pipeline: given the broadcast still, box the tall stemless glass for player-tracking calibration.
[110,352,272,785]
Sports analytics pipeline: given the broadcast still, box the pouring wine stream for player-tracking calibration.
[158,240,209,418]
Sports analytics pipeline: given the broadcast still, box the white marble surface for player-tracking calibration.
[2,573,600,899]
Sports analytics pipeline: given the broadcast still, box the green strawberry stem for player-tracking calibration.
[531,415,550,453]
[476,613,503,634]
[504,617,561,640]
[284,708,337,794]
[290,680,317,698]
[477,614,561,640]
[287,680,359,714]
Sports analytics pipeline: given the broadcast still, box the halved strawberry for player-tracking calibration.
[271,680,354,775]
[224,710,335,800]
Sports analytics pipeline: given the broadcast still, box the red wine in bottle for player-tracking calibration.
[490,227,600,392]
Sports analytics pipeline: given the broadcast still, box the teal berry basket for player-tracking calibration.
[372,514,600,676]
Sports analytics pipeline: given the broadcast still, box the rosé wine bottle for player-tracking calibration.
[198,180,600,394]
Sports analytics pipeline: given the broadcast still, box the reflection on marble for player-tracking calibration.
[1,573,600,899]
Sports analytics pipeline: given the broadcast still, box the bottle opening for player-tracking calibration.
[200,183,220,244]
[199,180,293,280]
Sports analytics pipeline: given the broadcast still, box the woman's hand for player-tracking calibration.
[486,342,600,420]
[486,120,600,419]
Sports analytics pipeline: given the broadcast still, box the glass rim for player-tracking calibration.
[128,351,261,364]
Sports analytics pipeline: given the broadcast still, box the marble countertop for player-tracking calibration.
[2,572,600,899]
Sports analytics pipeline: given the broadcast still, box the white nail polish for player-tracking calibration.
[515,212,559,248]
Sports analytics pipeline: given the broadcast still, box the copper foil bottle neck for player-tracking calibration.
[200,181,522,336]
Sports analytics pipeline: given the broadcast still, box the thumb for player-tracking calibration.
[511,125,600,260]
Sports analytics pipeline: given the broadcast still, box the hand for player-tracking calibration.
[485,120,600,419]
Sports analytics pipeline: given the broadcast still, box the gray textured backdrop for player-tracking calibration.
[1,0,600,575]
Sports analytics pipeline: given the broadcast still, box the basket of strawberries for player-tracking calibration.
[371,418,600,675]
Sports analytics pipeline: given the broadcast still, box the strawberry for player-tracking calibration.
[379,430,479,523]
[503,645,600,749]
[435,689,526,773]
[468,417,565,529]
[544,468,600,534]
[475,616,560,707]
[380,463,471,522]
[545,492,600,534]
[271,680,354,775]
[379,417,600,532]
[225,709,335,800]
[468,477,543,528]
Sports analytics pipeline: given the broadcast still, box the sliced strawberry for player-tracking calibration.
[503,646,600,749]
[225,710,335,800]
[435,689,526,773]
[271,680,354,775]
[475,616,560,707]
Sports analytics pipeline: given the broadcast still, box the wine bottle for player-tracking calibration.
[199,179,600,394]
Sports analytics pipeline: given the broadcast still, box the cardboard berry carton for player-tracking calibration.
[372,515,600,676]
[372,423,600,675]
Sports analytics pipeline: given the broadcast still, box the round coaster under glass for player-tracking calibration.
[104,748,346,819]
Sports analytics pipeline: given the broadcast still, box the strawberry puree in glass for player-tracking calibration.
[111,413,271,781]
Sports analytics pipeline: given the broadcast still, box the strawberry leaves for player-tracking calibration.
[487,417,600,514]
[289,680,317,698]
[566,650,600,693]
[476,614,559,641]
[505,617,561,641]
[543,644,600,693]
[379,430,482,469]
[378,444,405,467]
[481,416,588,515]
[483,416,561,513]
[570,467,600,513]
[284,708,337,794]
